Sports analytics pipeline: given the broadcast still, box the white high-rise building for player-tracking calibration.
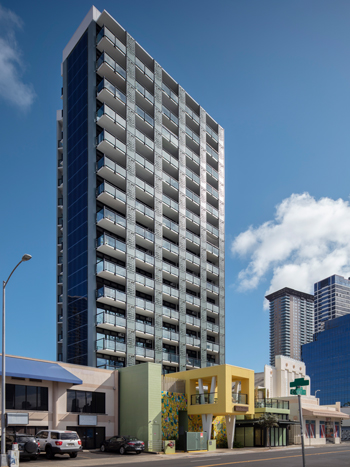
[56,7,225,373]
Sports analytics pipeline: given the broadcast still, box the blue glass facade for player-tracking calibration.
[66,32,88,365]
[302,314,350,405]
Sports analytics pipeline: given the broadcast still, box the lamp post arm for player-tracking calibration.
[4,259,24,288]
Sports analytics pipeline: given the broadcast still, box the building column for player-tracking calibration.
[202,414,213,440]
[225,415,236,449]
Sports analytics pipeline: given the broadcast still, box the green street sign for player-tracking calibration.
[290,388,306,395]
[290,378,309,388]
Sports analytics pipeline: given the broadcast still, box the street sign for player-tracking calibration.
[290,388,306,395]
[290,378,309,388]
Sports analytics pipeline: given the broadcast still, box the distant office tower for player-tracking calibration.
[56,7,225,372]
[314,275,350,333]
[302,314,350,405]
[265,288,314,366]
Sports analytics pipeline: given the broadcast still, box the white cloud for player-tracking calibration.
[0,4,35,110]
[231,193,350,308]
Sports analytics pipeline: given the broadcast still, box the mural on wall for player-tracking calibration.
[161,391,227,445]
[161,392,187,440]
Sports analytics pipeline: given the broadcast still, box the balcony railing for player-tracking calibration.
[135,177,154,196]
[135,346,155,358]
[97,104,126,128]
[186,126,200,144]
[136,200,154,218]
[232,393,247,404]
[162,83,178,103]
[163,307,179,320]
[207,223,219,237]
[163,329,179,341]
[97,52,126,79]
[186,168,200,185]
[96,338,126,353]
[255,398,289,409]
[162,150,178,168]
[97,130,126,154]
[207,163,219,180]
[163,216,179,233]
[97,286,126,303]
[136,105,154,126]
[135,57,154,81]
[186,251,200,266]
[207,203,219,218]
[97,181,126,204]
[163,195,179,211]
[186,335,200,346]
[96,259,126,277]
[186,273,200,287]
[207,263,219,276]
[136,273,154,289]
[185,106,199,124]
[162,352,179,363]
[163,284,179,298]
[206,342,219,352]
[186,315,200,327]
[136,81,154,103]
[163,262,179,277]
[207,243,219,257]
[186,209,200,225]
[97,77,126,103]
[207,282,219,294]
[207,303,219,314]
[186,357,201,368]
[135,129,154,150]
[163,239,179,255]
[97,206,126,229]
[136,321,155,335]
[191,392,218,405]
[97,26,126,54]
[186,188,200,205]
[163,173,179,190]
[135,249,154,265]
[136,224,155,242]
[97,155,126,178]
[206,144,218,162]
[135,153,154,172]
[206,124,218,142]
[206,361,217,367]
[96,311,126,328]
[135,297,154,312]
[186,230,200,246]
[206,322,219,333]
[162,126,179,147]
[207,183,219,199]
[162,105,178,125]
[186,146,200,165]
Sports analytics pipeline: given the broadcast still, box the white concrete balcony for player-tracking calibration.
[96,259,126,282]
[136,273,154,292]
[207,303,219,315]
[96,206,126,237]
[97,78,126,115]
[97,181,126,212]
[96,338,126,355]
[162,284,179,299]
[135,346,154,360]
[135,321,155,335]
[96,129,126,160]
[206,322,219,333]
[136,297,154,313]
[186,272,200,287]
[186,357,201,368]
[97,286,126,307]
[96,311,126,331]
[186,336,201,347]
[96,104,126,142]
[186,315,201,327]
[96,52,126,90]
[162,352,179,364]
[97,156,126,186]
[162,307,179,321]
[163,329,179,342]
[162,262,179,278]
[97,233,126,262]
[207,342,219,353]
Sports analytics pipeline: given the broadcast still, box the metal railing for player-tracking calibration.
[191,392,218,405]
[255,398,289,409]
[232,393,247,404]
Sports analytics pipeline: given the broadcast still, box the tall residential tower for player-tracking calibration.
[314,274,350,333]
[266,287,314,366]
[57,7,225,372]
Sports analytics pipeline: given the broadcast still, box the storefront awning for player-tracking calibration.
[303,407,349,419]
[0,356,82,385]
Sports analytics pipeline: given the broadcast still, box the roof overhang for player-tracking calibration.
[303,408,349,419]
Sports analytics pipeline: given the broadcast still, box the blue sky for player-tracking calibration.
[1,0,350,371]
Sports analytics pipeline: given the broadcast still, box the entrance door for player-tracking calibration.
[67,426,105,449]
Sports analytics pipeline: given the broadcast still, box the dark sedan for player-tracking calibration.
[100,436,145,455]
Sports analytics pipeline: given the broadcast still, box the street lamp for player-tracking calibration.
[1,255,32,465]
[315,389,321,398]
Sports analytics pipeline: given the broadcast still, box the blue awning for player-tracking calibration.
[0,356,82,385]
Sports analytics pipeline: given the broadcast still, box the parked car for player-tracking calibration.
[100,436,145,454]
[0,433,40,460]
[36,430,82,459]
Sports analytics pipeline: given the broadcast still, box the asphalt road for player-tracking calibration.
[21,444,350,467]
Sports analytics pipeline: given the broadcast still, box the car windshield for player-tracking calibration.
[60,433,79,440]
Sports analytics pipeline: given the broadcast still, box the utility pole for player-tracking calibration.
[290,378,309,467]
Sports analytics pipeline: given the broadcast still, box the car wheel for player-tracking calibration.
[45,446,54,459]
[100,444,106,452]
[69,452,78,458]
[119,446,126,455]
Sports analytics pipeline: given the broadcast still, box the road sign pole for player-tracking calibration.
[298,394,306,467]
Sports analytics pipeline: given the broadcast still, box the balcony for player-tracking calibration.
[96,207,126,237]
[135,249,154,266]
[206,342,219,353]
[97,78,126,111]
[136,153,154,173]
[96,259,126,280]
[186,357,201,368]
[97,156,126,184]
[136,297,154,312]
[186,251,200,266]
[163,284,179,299]
[206,322,219,333]
[255,399,289,409]
[162,352,179,364]
[186,335,200,347]
[207,203,219,219]
[163,216,179,234]
[136,105,154,127]
[162,126,179,148]
[186,230,200,246]
[97,182,126,212]
[207,183,219,200]
[191,392,218,405]
[206,124,218,143]
[162,307,179,321]
[186,167,200,185]
[96,130,126,159]
[96,311,126,329]
[135,57,154,81]
[186,315,200,327]
[136,273,154,289]
[207,163,219,181]
[207,303,219,314]
[186,106,199,124]
[163,329,179,341]
[135,177,154,196]
[207,282,219,294]
[186,188,200,205]
[186,294,200,307]
[136,200,154,219]
[162,150,178,169]
[162,105,178,126]
[97,52,126,83]
[163,262,179,277]
[207,263,219,276]
[163,194,179,212]
[207,223,219,237]
[136,81,154,104]
[97,26,126,55]
[186,147,200,165]
[206,361,217,367]
[207,243,219,258]
[162,83,178,103]
[136,224,155,243]
[96,105,126,141]
[96,338,126,354]
[135,129,154,150]
[97,286,126,306]
[163,239,179,256]
[186,272,200,287]
[136,321,155,335]
[186,126,200,145]
[186,209,200,226]
[163,173,179,191]
[135,346,155,359]
[232,393,248,405]
[206,144,218,162]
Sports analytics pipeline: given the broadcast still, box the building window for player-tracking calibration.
[305,420,315,438]
[6,384,48,411]
[67,390,105,414]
